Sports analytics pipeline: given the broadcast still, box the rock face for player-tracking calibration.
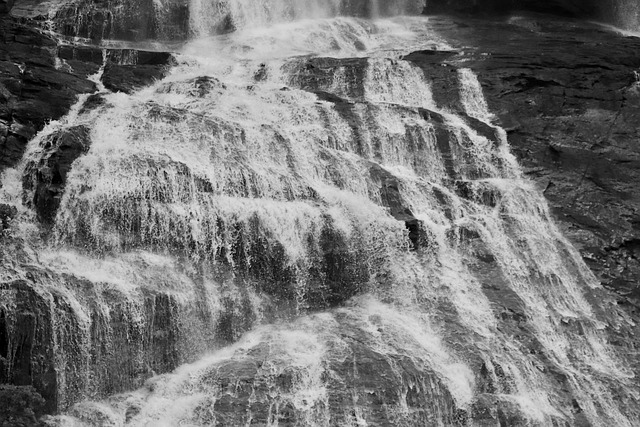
[424,0,640,31]
[0,203,16,230]
[0,264,205,414]
[0,16,97,170]
[424,0,599,18]
[2,3,640,426]
[405,13,640,386]
[101,51,176,94]
[0,9,176,182]
[22,126,92,224]
[413,14,640,304]
[10,0,190,41]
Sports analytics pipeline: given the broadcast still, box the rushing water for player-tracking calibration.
[610,0,640,32]
[0,1,639,426]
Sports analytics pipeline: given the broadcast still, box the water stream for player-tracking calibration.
[1,1,638,426]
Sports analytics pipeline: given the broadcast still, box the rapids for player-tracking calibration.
[0,0,638,426]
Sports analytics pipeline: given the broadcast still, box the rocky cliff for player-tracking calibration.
[425,0,640,31]
[1,0,640,425]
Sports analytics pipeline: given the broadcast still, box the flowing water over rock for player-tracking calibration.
[610,0,640,32]
[1,1,639,426]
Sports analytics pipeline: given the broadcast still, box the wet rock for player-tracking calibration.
[424,0,639,31]
[23,125,92,224]
[0,280,59,413]
[424,0,599,18]
[451,16,640,297]
[29,0,189,42]
[414,14,640,410]
[0,384,46,426]
[157,76,227,98]
[78,93,107,115]
[101,50,176,94]
[0,16,97,170]
[309,220,370,307]
[287,57,369,100]
[369,162,427,250]
[0,267,215,413]
[0,0,13,13]
[406,15,640,305]
[177,316,464,427]
[0,203,16,231]
[56,45,103,79]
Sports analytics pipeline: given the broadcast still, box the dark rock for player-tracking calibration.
[22,126,92,224]
[107,50,174,66]
[0,265,216,413]
[424,0,599,18]
[45,0,189,42]
[78,93,106,115]
[101,50,176,94]
[0,385,46,426]
[0,15,97,170]
[422,15,640,301]
[56,45,103,78]
[309,219,370,307]
[412,14,640,404]
[0,280,59,413]
[0,0,13,14]
[178,315,464,427]
[286,57,369,100]
[423,0,639,31]
[0,203,16,230]
[369,162,428,250]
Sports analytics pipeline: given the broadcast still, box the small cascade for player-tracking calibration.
[605,0,640,32]
[1,3,639,427]
[189,0,425,37]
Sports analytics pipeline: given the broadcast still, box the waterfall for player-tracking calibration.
[188,0,426,36]
[1,1,639,426]
[612,0,640,32]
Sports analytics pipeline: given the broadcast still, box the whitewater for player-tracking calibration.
[0,1,638,425]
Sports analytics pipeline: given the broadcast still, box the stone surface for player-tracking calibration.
[101,50,176,94]
[2,4,640,424]
[424,0,600,18]
[405,11,640,392]
[0,15,96,171]
[0,237,218,414]
[22,125,92,224]
[11,0,189,41]
[0,203,16,230]
[410,15,640,304]
[186,321,464,426]
[0,13,178,179]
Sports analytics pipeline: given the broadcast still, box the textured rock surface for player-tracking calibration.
[424,0,602,18]
[410,15,640,304]
[2,4,640,424]
[0,16,97,170]
[22,125,92,223]
[405,12,640,387]
[9,0,190,41]
[101,50,176,94]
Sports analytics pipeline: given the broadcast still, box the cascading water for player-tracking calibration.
[613,0,640,32]
[1,0,639,426]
